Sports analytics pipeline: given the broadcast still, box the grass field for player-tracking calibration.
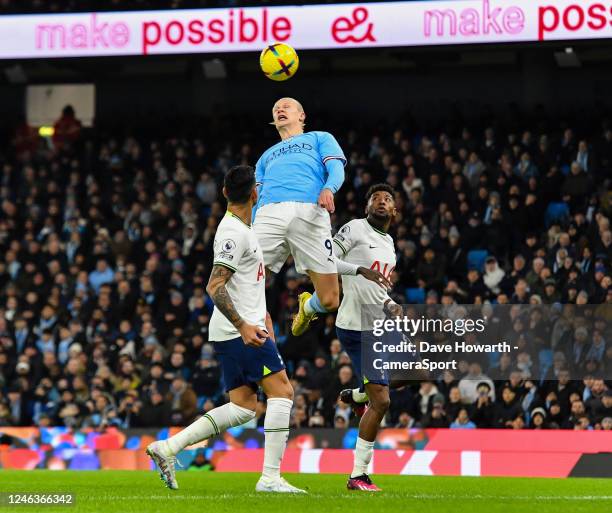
[0,471,610,513]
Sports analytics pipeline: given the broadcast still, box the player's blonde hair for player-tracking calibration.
[270,97,306,128]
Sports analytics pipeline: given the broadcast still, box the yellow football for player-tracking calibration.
[260,42,299,82]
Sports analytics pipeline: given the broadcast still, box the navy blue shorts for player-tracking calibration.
[336,327,389,387]
[213,337,285,392]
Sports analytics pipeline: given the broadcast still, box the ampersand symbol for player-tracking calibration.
[331,7,376,44]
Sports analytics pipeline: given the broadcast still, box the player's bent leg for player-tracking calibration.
[291,273,339,336]
[347,383,389,492]
[309,271,339,311]
[359,383,390,440]
[256,370,306,493]
[336,327,369,414]
[147,385,256,490]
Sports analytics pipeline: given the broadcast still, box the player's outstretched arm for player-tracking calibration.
[332,237,391,288]
[356,266,392,288]
[206,264,268,347]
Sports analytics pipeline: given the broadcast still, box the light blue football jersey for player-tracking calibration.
[255,131,346,208]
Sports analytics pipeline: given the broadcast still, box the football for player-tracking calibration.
[260,42,299,81]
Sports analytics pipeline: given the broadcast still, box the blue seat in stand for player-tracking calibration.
[405,287,425,304]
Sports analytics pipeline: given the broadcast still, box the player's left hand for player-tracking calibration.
[357,267,392,289]
[386,302,403,318]
[318,188,335,213]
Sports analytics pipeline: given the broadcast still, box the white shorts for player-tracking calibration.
[253,202,337,275]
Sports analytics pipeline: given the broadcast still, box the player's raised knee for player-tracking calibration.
[319,289,339,311]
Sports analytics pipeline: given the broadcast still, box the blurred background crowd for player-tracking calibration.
[0,102,610,432]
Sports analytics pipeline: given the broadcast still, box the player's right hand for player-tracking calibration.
[239,322,268,347]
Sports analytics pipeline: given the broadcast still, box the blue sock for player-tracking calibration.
[304,292,328,315]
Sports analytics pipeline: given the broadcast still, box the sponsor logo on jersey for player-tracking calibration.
[265,142,314,164]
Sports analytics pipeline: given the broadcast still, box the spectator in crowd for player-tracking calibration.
[52,105,81,153]
[421,393,450,428]
[459,362,494,404]
[139,390,172,427]
[167,376,197,426]
[450,407,476,429]
[471,382,496,428]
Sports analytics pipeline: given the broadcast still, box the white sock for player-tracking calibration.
[165,402,255,456]
[351,437,375,478]
[352,388,369,403]
[262,398,293,480]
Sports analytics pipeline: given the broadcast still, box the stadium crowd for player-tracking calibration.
[0,104,610,433]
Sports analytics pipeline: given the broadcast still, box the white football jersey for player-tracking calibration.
[209,212,267,341]
[334,218,396,331]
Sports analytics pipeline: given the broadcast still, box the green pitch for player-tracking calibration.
[0,471,610,513]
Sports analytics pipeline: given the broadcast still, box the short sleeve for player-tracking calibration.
[333,221,357,257]
[317,132,346,166]
[213,224,246,273]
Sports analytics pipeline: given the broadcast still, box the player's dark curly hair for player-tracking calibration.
[365,183,395,202]
[224,165,256,203]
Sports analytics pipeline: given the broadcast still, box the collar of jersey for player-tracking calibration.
[225,210,251,228]
[365,218,387,237]
[279,132,305,144]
